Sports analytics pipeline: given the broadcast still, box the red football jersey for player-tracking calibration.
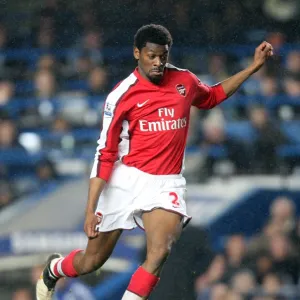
[90,64,227,181]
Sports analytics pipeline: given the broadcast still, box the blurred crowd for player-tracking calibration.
[195,196,300,300]
[3,264,96,300]
[1,0,300,207]
[2,0,300,48]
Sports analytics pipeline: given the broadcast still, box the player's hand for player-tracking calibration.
[84,211,102,239]
[251,41,273,72]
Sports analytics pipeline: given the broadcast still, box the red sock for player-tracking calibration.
[53,249,82,277]
[127,266,159,297]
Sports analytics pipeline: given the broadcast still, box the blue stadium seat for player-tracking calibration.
[63,80,89,91]
[15,80,34,94]
[225,121,255,141]
[21,128,99,143]
[281,121,300,144]
[185,145,229,158]
[277,145,300,158]
[0,149,44,165]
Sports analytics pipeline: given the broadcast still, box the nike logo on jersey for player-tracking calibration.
[137,100,149,107]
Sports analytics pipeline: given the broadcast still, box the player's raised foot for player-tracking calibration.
[36,253,63,300]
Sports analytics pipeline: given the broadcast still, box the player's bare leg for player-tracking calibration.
[36,229,122,300]
[122,208,183,299]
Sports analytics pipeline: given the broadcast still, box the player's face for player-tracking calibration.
[134,42,169,84]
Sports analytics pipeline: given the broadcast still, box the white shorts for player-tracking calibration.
[95,162,191,232]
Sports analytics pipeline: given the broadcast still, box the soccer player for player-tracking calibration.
[36,24,273,300]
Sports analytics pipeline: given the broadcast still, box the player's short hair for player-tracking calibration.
[134,24,173,50]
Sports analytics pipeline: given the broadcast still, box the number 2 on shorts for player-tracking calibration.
[169,192,180,208]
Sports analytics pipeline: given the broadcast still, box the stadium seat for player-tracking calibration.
[225,121,255,141]
[281,121,300,144]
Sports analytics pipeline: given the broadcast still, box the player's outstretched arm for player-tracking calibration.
[221,41,273,97]
[84,177,106,239]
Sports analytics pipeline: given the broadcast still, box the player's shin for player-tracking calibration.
[49,249,83,279]
[121,266,159,299]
